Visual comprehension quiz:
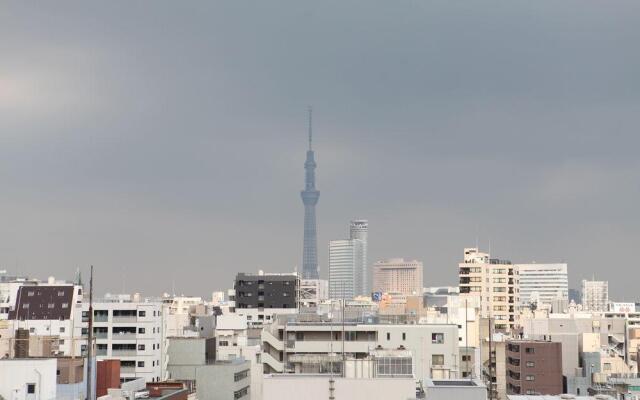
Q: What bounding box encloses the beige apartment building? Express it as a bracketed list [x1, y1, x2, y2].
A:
[459, 248, 518, 332]
[372, 258, 423, 295]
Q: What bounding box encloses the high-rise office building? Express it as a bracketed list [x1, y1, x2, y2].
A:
[301, 109, 320, 279]
[329, 239, 364, 300]
[372, 258, 423, 295]
[515, 263, 568, 307]
[459, 247, 518, 332]
[350, 220, 369, 295]
[581, 279, 609, 312]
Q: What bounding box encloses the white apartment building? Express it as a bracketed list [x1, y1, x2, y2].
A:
[582, 279, 609, 312]
[83, 294, 166, 383]
[262, 316, 460, 380]
[459, 248, 518, 332]
[162, 295, 215, 337]
[329, 239, 364, 300]
[3, 277, 85, 357]
[515, 263, 568, 307]
[372, 258, 423, 295]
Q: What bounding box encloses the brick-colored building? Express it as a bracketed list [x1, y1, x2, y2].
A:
[506, 340, 563, 395]
[97, 359, 121, 397]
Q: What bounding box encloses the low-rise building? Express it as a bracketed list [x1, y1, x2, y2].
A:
[262, 314, 460, 380]
[196, 358, 251, 400]
[84, 294, 166, 383]
[424, 379, 487, 400]
[0, 358, 57, 400]
[506, 340, 563, 396]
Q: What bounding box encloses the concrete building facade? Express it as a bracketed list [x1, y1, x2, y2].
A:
[459, 248, 518, 332]
[372, 258, 423, 295]
[83, 294, 166, 383]
[582, 280, 609, 312]
[515, 264, 568, 307]
[329, 239, 364, 300]
[505, 340, 563, 396]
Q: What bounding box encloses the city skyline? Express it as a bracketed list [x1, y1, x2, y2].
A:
[1, 2, 639, 298]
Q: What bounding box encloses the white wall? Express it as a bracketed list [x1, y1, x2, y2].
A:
[263, 376, 415, 400]
[0, 358, 57, 400]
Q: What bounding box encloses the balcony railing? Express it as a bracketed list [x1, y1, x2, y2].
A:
[112, 316, 137, 323]
[111, 333, 137, 340]
[111, 350, 137, 356]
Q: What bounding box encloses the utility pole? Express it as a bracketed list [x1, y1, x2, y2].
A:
[86, 266, 94, 400]
[488, 318, 493, 400]
[465, 299, 470, 380]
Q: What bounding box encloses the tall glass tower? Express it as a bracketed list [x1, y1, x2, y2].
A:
[301, 108, 320, 279]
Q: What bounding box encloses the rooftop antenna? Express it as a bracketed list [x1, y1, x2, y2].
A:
[308, 106, 313, 150]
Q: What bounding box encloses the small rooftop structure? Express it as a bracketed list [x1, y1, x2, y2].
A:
[424, 379, 487, 400]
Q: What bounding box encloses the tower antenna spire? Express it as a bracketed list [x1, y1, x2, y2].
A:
[308, 106, 313, 150]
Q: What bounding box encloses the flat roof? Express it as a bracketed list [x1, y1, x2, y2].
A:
[432, 380, 478, 387]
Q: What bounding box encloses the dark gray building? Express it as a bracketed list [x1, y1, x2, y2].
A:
[234, 272, 298, 310]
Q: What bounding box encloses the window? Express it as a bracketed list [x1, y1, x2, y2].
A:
[139, 311, 146, 317]
[234, 369, 249, 382]
[138, 344, 145, 351]
[462, 355, 471, 362]
[23, 303, 30, 309]
[296, 332, 304, 341]
[138, 328, 145, 334]
[60, 327, 66, 333]
[525, 347, 535, 354]
[432, 333, 444, 344]
[402, 332, 406, 341]
[29, 327, 35, 333]
[386, 332, 390, 340]
[432, 354, 444, 366]
[604, 363, 612, 371]
[61, 303, 69, 309]
[58, 291, 65, 296]
[59, 339, 65, 345]
[219, 341, 229, 347]
[27, 384, 36, 394]
[234, 386, 249, 399]
[493, 287, 506, 292]
[48, 303, 55, 309]
[525, 375, 535, 381]
[526, 361, 535, 367]
[27, 291, 35, 297]
[137, 361, 145, 367]
[377, 356, 412, 376]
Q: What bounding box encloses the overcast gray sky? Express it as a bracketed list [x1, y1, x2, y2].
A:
[1, 1, 639, 299]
